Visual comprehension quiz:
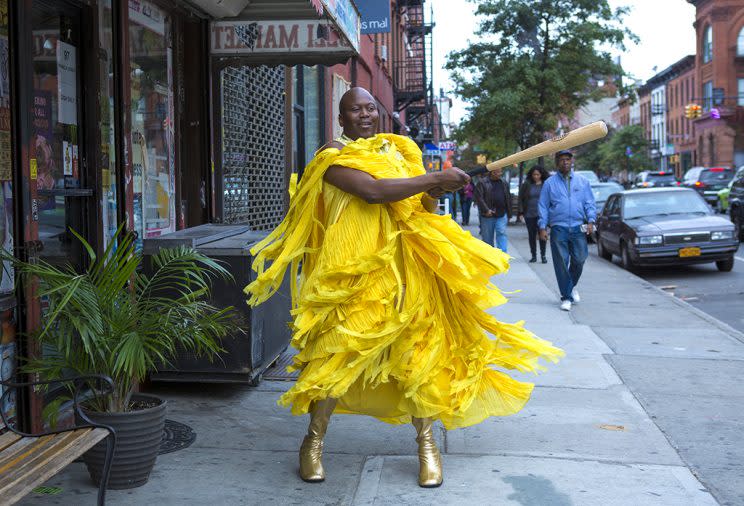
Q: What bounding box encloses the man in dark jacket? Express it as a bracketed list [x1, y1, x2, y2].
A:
[473, 167, 512, 252]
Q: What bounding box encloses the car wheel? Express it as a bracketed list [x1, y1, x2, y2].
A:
[621, 242, 635, 271]
[716, 257, 734, 272]
[597, 235, 612, 261]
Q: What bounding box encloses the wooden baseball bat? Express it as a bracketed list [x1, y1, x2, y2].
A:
[466, 121, 609, 177]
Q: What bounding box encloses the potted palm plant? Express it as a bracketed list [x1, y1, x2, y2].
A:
[11, 226, 236, 489]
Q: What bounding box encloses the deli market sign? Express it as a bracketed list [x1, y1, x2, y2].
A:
[211, 20, 353, 56]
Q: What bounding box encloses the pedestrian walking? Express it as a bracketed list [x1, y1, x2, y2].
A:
[459, 181, 474, 225]
[245, 87, 563, 488]
[473, 167, 512, 252]
[441, 159, 458, 221]
[518, 165, 550, 263]
[538, 150, 596, 311]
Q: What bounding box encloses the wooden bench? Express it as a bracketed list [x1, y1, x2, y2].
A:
[0, 375, 116, 506]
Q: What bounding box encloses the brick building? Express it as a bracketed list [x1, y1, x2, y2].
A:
[665, 55, 697, 176]
[688, 0, 744, 169]
[611, 95, 632, 128]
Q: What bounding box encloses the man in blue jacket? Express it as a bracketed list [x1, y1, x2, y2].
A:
[538, 150, 596, 311]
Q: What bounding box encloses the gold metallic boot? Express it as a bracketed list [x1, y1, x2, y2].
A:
[412, 417, 443, 488]
[299, 398, 337, 482]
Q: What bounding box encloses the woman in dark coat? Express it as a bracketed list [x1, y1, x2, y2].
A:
[518, 165, 550, 263]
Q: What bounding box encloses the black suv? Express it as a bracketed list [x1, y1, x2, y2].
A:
[684, 167, 735, 206]
[729, 168, 744, 240]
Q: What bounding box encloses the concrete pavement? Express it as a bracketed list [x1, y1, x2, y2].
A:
[19, 222, 739, 506]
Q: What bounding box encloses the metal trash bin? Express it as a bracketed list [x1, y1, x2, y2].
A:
[142, 224, 291, 384]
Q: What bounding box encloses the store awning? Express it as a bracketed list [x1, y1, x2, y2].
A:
[189, 0, 360, 66]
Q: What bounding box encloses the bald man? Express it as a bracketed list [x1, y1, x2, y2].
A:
[323, 88, 469, 207]
[245, 87, 562, 489]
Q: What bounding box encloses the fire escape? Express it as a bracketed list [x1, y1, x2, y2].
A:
[394, 0, 434, 144]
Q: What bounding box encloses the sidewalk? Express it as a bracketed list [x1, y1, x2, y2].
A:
[19, 221, 740, 505]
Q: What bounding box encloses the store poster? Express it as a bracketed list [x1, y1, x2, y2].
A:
[0, 182, 12, 294]
[0, 309, 16, 423]
[56, 40, 77, 125]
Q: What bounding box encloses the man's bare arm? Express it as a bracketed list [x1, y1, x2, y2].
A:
[324, 166, 469, 205]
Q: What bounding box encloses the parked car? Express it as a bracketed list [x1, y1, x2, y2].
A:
[716, 167, 744, 213]
[575, 170, 600, 183]
[682, 166, 705, 186]
[591, 182, 624, 214]
[683, 167, 735, 206]
[595, 188, 738, 272]
[589, 182, 624, 243]
[729, 168, 744, 241]
[632, 171, 678, 189]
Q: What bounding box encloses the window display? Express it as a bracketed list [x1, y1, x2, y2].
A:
[129, 0, 175, 249]
[100, 0, 118, 248]
[0, 0, 15, 424]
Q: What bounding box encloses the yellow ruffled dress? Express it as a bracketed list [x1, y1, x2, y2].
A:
[245, 133, 563, 429]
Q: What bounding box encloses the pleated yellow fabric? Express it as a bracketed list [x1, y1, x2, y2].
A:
[245, 133, 564, 429]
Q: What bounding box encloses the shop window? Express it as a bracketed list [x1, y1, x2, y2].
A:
[303, 66, 322, 163]
[128, 1, 175, 249]
[100, 0, 118, 247]
[738, 27, 744, 57]
[739, 79, 744, 107]
[292, 66, 323, 176]
[702, 26, 712, 63]
[0, 0, 17, 425]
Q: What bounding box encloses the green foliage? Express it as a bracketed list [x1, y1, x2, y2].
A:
[576, 124, 652, 174]
[448, 0, 635, 151]
[10, 225, 237, 413]
[599, 124, 653, 173]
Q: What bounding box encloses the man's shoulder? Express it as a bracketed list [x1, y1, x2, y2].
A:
[319, 140, 344, 152]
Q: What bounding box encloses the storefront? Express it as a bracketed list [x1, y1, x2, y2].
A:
[207, 1, 360, 228]
[0, 0, 361, 432]
[1, 0, 214, 432]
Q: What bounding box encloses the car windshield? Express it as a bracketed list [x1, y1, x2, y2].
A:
[700, 170, 733, 184]
[647, 173, 676, 184]
[576, 170, 599, 182]
[623, 191, 711, 219]
[592, 184, 623, 201]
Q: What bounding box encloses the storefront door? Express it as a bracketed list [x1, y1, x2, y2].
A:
[29, 0, 93, 268]
[13, 0, 96, 430]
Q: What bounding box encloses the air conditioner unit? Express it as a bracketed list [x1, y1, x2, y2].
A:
[380, 45, 388, 61]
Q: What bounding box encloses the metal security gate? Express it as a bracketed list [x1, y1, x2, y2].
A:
[219, 65, 287, 229]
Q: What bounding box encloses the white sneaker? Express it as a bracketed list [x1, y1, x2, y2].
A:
[560, 300, 572, 311]
[571, 288, 580, 303]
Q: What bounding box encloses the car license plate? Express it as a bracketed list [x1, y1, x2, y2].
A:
[679, 247, 701, 258]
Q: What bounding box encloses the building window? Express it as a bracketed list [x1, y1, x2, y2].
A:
[738, 27, 744, 56]
[128, 1, 176, 249]
[739, 78, 744, 106]
[702, 26, 712, 63]
[703, 81, 713, 110]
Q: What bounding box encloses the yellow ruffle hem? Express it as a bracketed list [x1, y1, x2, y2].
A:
[245, 133, 564, 429]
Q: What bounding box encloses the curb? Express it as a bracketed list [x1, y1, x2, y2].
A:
[638, 277, 744, 345]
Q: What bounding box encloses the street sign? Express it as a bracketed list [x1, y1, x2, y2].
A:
[355, 0, 391, 34]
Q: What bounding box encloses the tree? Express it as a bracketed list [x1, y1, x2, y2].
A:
[598, 124, 652, 175]
[448, 0, 635, 170]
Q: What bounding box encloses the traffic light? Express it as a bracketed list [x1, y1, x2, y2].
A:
[685, 103, 702, 119]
